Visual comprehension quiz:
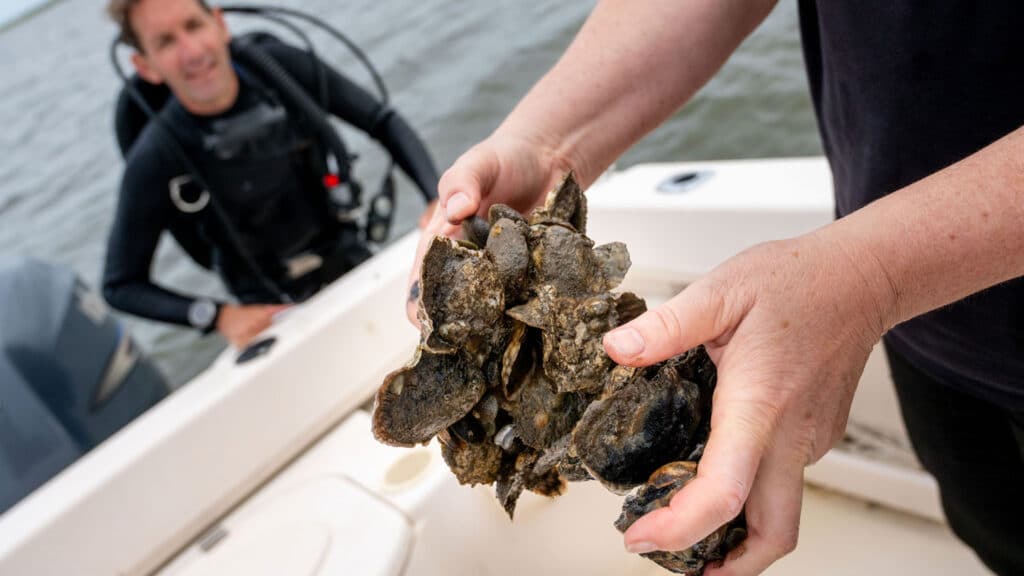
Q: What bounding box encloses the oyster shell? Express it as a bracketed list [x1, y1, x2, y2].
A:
[417, 236, 506, 357]
[572, 348, 714, 494]
[615, 462, 748, 575]
[373, 172, 742, 574]
[372, 347, 487, 447]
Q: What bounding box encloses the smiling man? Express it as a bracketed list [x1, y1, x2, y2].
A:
[103, 0, 439, 347]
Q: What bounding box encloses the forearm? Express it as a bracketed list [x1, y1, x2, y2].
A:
[102, 278, 198, 327]
[102, 212, 207, 327]
[824, 125, 1024, 331]
[498, 0, 778, 186]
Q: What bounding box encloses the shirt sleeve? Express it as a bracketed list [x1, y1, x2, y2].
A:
[101, 142, 212, 327]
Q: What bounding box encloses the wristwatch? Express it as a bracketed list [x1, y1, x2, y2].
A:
[187, 299, 220, 333]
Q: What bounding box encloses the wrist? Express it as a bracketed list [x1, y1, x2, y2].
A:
[811, 226, 900, 337]
[187, 298, 222, 334]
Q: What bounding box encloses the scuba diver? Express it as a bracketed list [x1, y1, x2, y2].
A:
[102, 0, 439, 348]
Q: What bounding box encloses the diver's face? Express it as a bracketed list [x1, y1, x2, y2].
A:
[130, 0, 237, 115]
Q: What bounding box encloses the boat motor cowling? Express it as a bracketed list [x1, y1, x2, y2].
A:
[0, 359, 81, 515]
[0, 259, 169, 513]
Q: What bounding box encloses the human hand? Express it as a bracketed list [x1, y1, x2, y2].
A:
[418, 199, 439, 229]
[216, 303, 291, 348]
[406, 134, 575, 324]
[607, 230, 896, 574]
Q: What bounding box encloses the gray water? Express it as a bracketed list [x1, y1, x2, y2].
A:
[0, 0, 820, 388]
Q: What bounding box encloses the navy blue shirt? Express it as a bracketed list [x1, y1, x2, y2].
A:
[798, 1, 1024, 408]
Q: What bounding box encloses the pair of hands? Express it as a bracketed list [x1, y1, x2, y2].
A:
[409, 135, 892, 575]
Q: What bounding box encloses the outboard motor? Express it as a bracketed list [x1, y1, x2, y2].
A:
[0, 258, 169, 514]
[0, 358, 81, 515]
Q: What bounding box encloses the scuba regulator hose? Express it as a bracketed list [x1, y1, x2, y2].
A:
[230, 37, 361, 214]
[221, 4, 391, 105]
[223, 4, 414, 241]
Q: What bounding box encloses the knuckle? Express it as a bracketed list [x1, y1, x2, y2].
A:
[437, 168, 456, 192]
[694, 276, 733, 336]
[718, 397, 782, 448]
[651, 305, 685, 344]
[698, 275, 729, 309]
[716, 479, 748, 521]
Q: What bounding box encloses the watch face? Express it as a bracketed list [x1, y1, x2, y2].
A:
[188, 299, 217, 329]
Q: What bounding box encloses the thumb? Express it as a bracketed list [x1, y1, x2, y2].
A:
[439, 145, 499, 224]
[604, 280, 738, 367]
[266, 304, 292, 321]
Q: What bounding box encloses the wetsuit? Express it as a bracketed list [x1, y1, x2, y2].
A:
[799, 3, 1024, 573]
[103, 40, 438, 327]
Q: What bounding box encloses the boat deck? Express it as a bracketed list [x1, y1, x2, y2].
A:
[765, 486, 987, 576]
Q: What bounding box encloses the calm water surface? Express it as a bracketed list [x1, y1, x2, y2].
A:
[0, 0, 820, 387]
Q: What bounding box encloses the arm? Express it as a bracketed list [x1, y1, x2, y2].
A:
[103, 152, 290, 347]
[610, 127, 1024, 574]
[827, 126, 1024, 329]
[494, 0, 780, 189]
[102, 148, 199, 327]
[267, 43, 439, 202]
[408, 0, 779, 322]
[412, 2, 1023, 573]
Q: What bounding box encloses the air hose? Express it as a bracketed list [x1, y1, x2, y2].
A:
[231, 37, 363, 215]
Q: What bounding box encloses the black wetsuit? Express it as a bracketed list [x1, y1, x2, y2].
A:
[103, 41, 438, 327]
[799, 3, 1024, 573]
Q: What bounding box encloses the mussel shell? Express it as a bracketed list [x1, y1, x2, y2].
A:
[488, 203, 527, 226]
[571, 358, 706, 493]
[461, 215, 492, 248]
[615, 461, 746, 575]
[485, 217, 531, 304]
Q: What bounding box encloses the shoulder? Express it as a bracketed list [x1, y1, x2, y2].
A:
[122, 103, 193, 181]
[260, 37, 312, 68]
[123, 129, 172, 186]
[256, 36, 355, 87]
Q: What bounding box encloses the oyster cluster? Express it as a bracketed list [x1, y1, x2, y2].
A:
[373, 173, 745, 574]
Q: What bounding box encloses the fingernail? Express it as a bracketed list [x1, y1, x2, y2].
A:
[606, 327, 645, 358]
[626, 541, 658, 554]
[446, 192, 471, 222]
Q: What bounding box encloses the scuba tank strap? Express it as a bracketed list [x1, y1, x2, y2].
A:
[230, 36, 361, 214]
